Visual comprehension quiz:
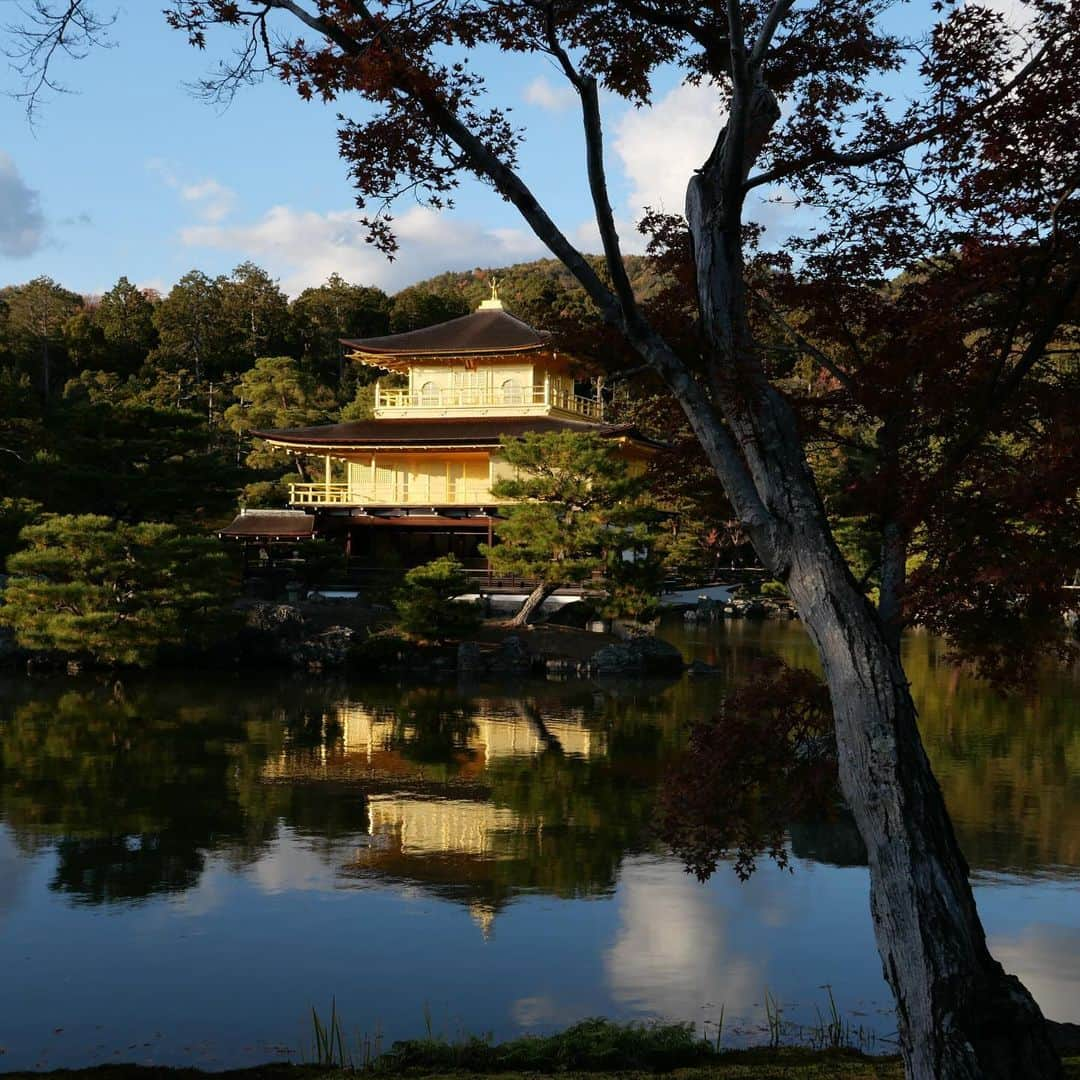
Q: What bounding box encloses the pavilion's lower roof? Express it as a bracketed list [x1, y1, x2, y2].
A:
[252, 415, 665, 450]
[220, 510, 315, 539]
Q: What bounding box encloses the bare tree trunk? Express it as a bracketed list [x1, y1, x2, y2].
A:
[510, 581, 557, 626]
[679, 82, 1061, 1078]
[787, 538, 1061, 1079]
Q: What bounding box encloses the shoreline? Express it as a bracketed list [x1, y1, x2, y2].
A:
[3, 1050, 1079, 1080]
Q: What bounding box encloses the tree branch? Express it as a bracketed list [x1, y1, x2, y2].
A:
[749, 0, 795, 68]
[911, 265, 1080, 517]
[539, 6, 640, 326]
[3, 0, 116, 122]
[744, 34, 1058, 192]
[751, 289, 860, 398]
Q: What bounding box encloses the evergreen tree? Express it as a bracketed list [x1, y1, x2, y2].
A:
[150, 270, 231, 383]
[62, 308, 109, 371]
[220, 262, 293, 367]
[394, 555, 481, 641]
[0, 497, 42, 570]
[1, 515, 235, 667]
[482, 432, 661, 626]
[292, 273, 390, 383]
[1, 276, 83, 397]
[388, 286, 470, 333]
[224, 355, 336, 475]
[95, 276, 158, 373]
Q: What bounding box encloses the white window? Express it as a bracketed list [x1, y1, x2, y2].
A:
[501, 378, 523, 405]
[419, 380, 438, 406]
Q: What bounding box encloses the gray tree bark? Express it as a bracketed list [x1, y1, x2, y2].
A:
[677, 76, 1062, 1080]
[510, 581, 557, 627]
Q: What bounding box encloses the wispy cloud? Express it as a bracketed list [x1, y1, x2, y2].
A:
[180, 179, 236, 223]
[523, 75, 575, 112]
[147, 158, 237, 223]
[179, 204, 547, 295]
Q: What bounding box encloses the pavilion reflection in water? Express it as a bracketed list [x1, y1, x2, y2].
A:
[260, 697, 616, 936]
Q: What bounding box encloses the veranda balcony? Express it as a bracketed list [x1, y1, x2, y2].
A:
[288, 478, 509, 507]
[374, 383, 603, 419]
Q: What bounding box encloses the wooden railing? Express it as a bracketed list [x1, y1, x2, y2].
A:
[289, 479, 508, 506]
[375, 383, 603, 419]
[289, 482, 352, 505]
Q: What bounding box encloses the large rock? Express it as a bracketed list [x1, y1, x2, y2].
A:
[288, 625, 355, 670]
[488, 635, 532, 676]
[590, 634, 685, 676]
[457, 641, 484, 674]
[241, 601, 306, 639]
[236, 601, 358, 669]
[631, 634, 684, 674]
[590, 643, 641, 675]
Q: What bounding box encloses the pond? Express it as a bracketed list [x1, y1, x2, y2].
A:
[1, 619, 1078, 1070]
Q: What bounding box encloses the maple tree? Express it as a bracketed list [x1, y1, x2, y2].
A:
[11, 1, 1080, 1076]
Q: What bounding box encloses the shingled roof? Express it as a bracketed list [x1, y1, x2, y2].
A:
[342, 308, 551, 363]
[219, 510, 315, 539]
[253, 415, 665, 450]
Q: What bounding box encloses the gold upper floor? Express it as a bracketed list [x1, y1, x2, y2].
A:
[372, 361, 601, 420]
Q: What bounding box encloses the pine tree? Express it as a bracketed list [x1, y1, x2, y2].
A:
[482, 432, 662, 626]
[1, 515, 235, 667]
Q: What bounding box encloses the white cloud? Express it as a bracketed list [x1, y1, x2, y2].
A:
[613, 82, 725, 215]
[604, 857, 762, 1023]
[0, 151, 46, 257]
[523, 75, 575, 112]
[179, 204, 547, 295]
[181, 179, 236, 223]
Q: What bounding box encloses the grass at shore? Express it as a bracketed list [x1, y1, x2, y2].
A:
[5, 1056, 1080, 1079]
[6, 1019, 1079, 1079]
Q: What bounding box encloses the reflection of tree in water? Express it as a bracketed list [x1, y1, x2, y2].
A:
[0, 676, 684, 913]
[484, 719, 670, 899]
[387, 689, 480, 769]
[788, 819, 867, 867]
[664, 622, 1080, 879]
[0, 684, 280, 903]
[8, 630, 1067, 921]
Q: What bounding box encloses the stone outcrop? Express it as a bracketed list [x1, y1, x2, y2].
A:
[236, 600, 355, 670]
[589, 634, 684, 676]
[683, 594, 796, 622]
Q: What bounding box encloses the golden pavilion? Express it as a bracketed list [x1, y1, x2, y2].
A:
[224, 288, 661, 568]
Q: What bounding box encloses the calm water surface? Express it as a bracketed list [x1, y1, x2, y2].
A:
[1, 620, 1078, 1069]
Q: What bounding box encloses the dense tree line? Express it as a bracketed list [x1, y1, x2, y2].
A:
[0, 262, 574, 564]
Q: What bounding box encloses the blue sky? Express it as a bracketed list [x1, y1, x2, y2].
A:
[0, 4, 739, 298]
[0, 0, 984, 299]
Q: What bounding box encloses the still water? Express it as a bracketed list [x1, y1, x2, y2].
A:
[1, 620, 1078, 1070]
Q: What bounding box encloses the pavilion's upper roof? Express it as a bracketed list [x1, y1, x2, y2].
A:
[342, 308, 551, 365]
[253, 414, 665, 451]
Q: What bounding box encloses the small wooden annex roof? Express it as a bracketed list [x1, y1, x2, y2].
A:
[342, 308, 551, 371]
[220, 510, 315, 540]
[252, 415, 666, 452]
